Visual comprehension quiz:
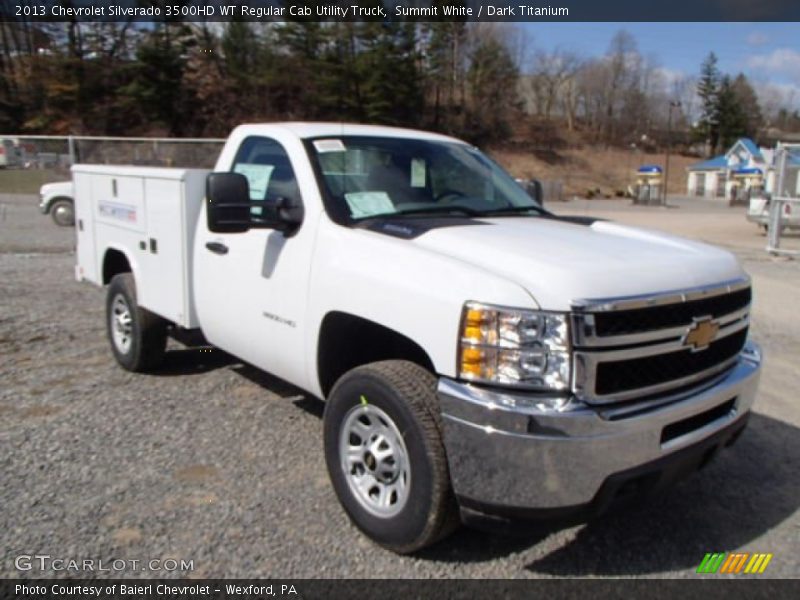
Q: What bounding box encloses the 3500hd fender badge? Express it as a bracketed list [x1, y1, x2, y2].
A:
[262, 311, 296, 328]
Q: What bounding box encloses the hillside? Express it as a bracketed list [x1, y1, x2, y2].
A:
[491, 146, 697, 200]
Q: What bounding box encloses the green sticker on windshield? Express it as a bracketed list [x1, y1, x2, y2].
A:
[345, 192, 394, 218]
[314, 139, 346, 153]
[411, 158, 426, 188]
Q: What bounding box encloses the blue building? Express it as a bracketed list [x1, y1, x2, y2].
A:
[686, 138, 800, 200]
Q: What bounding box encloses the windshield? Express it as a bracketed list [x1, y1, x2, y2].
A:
[307, 136, 543, 221]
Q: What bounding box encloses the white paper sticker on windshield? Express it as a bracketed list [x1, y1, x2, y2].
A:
[234, 163, 274, 200]
[411, 158, 426, 188]
[313, 139, 346, 153]
[345, 192, 394, 218]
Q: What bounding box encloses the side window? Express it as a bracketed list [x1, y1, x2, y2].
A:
[231, 137, 301, 220]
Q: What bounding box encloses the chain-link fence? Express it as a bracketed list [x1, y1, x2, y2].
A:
[0, 135, 225, 194]
[3, 135, 569, 205]
[766, 143, 800, 257]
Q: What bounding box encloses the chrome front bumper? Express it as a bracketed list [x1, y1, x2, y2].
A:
[438, 341, 761, 518]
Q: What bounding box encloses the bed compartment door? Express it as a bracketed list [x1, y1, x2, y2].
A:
[72, 171, 98, 284]
[138, 177, 188, 326]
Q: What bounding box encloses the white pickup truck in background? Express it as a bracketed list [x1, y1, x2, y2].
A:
[73, 123, 762, 553]
[39, 180, 75, 226]
[747, 193, 800, 233]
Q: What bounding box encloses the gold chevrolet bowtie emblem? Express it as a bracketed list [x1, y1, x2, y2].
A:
[683, 317, 720, 351]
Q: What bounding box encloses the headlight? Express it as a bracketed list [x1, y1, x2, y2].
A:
[458, 302, 571, 390]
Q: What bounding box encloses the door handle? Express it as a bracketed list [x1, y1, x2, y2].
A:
[205, 241, 229, 255]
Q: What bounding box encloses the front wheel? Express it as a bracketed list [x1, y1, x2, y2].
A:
[50, 198, 74, 226]
[106, 273, 167, 372]
[323, 361, 459, 553]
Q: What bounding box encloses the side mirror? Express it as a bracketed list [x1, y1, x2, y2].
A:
[526, 179, 544, 206]
[250, 196, 303, 235]
[273, 196, 304, 233]
[206, 172, 251, 233]
[206, 172, 304, 235]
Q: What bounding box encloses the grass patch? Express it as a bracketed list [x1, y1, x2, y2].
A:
[0, 168, 68, 194]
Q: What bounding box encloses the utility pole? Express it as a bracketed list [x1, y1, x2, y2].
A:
[663, 100, 682, 205]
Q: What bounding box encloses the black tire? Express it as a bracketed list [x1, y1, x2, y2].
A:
[106, 273, 167, 372]
[50, 198, 74, 227]
[323, 360, 459, 553]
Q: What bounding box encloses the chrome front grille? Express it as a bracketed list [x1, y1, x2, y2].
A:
[571, 278, 751, 404]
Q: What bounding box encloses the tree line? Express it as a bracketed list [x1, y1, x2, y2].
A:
[522, 33, 800, 155]
[0, 18, 521, 144]
[2, 18, 799, 156]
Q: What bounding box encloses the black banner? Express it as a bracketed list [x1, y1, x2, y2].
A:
[2, 579, 799, 600]
[2, 0, 800, 23]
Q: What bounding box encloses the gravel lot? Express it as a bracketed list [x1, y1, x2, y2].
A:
[1, 193, 798, 579]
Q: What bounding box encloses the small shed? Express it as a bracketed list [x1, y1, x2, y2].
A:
[634, 165, 663, 204]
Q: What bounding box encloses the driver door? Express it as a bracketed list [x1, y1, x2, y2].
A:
[194, 136, 314, 388]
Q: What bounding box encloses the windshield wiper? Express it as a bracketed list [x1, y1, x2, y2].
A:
[391, 205, 482, 217]
[479, 205, 547, 216]
[357, 203, 546, 221]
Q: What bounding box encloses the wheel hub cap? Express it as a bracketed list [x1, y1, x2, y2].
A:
[54, 204, 73, 223]
[111, 295, 133, 354]
[339, 403, 410, 518]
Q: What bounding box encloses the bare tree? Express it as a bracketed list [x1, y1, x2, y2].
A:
[528, 48, 581, 121]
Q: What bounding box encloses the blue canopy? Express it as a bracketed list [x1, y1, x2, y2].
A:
[637, 165, 662, 173]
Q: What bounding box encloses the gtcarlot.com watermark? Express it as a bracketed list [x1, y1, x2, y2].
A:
[14, 554, 194, 573]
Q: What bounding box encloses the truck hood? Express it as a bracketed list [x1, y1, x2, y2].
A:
[409, 216, 745, 310]
[40, 181, 74, 196]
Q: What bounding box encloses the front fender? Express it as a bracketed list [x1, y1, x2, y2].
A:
[304, 219, 537, 397]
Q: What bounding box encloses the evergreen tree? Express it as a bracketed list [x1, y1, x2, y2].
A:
[716, 75, 749, 149]
[730, 73, 763, 140]
[275, 17, 326, 117]
[466, 36, 519, 143]
[119, 24, 196, 135]
[316, 23, 363, 120]
[421, 10, 468, 133]
[355, 21, 423, 126]
[222, 21, 261, 83]
[696, 52, 720, 155]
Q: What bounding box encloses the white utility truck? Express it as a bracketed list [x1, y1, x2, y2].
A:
[73, 123, 762, 553]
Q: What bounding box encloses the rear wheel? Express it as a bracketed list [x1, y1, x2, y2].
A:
[323, 360, 459, 553]
[50, 198, 74, 227]
[106, 273, 167, 372]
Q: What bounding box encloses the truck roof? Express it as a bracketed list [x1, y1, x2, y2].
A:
[232, 122, 467, 145]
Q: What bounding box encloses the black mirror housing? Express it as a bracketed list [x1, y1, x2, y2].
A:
[275, 196, 304, 230]
[526, 179, 544, 206]
[206, 172, 304, 235]
[206, 172, 252, 233]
